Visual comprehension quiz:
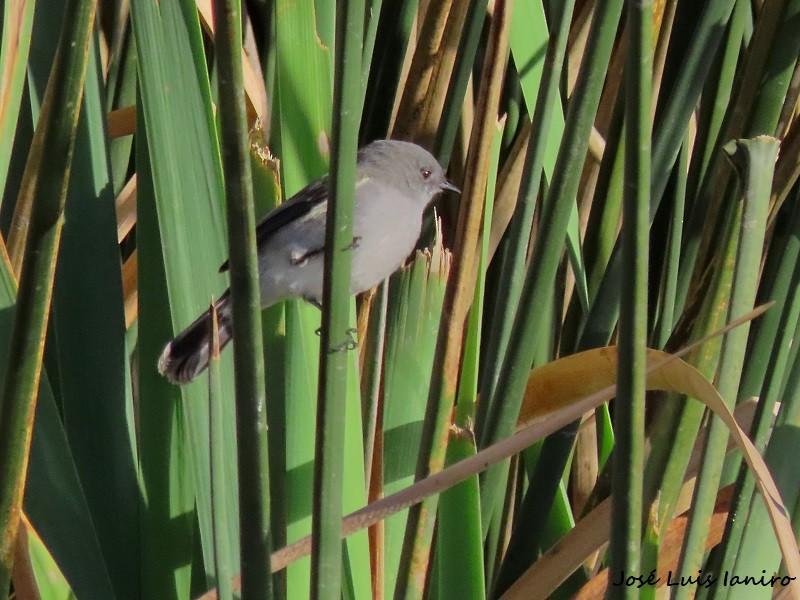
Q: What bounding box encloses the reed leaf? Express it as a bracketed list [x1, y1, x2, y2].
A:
[309, 0, 364, 596]
[674, 137, 777, 599]
[0, 0, 96, 591]
[3, 1, 800, 598]
[607, 0, 652, 592]
[395, 3, 511, 597]
[479, 0, 624, 568]
[0, 0, 35, 202]
[214, 0, 272, 596]
[380, 242, 450, 597]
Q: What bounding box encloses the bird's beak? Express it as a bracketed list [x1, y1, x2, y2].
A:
[442, 179, 461, 194]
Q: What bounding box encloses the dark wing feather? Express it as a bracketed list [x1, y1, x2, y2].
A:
[219, 177, 328, 272]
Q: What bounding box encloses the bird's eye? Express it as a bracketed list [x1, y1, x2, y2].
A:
[421, 168, 432, 180]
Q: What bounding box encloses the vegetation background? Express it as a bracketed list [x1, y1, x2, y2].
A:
[0, 0, 799, 598]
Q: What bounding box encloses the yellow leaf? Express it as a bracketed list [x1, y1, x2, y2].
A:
[515, 346, 799, 600]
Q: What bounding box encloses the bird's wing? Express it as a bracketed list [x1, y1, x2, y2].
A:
[219, 174, 374, 272]
[218, 177, 328, 272]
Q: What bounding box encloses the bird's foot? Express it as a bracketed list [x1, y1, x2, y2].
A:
[344, 236, 361, 251]
[328, 327, 359, 354]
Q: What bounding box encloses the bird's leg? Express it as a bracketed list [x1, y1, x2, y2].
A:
[304, 296, 323, 310]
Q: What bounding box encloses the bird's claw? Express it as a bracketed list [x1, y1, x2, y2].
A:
[304, 296, 323, 310]
[328, 327, 359, 354]
[344, 236, 361, 251]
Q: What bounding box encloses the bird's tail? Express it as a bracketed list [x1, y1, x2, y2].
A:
[158, 292, 233, 384]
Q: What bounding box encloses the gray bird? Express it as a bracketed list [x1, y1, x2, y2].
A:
[158, 139, 458, 384]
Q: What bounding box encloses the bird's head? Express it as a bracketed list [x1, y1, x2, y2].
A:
[358, 139, 460, 205]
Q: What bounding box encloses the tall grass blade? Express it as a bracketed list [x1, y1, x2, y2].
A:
[379, 243, 450, 597]
[209, 305, 234, 600]
[478, 0, 624, 562]
[476, 0, 574, 470]
[107, 39, 137, 196]
[682, 0, 795, 320]
[132, 0, 242, 593]
[0, 0, 35, 202]
[0, 0, 96, 591]
[249, 306, 781, 585]
[677, 0, 746, 312]
[361, 0, 418, 142]
[309, 0, 364, 597]
[392, 0, 469, 150]
[732, 309, 800, 593]
[395, 3, 511, 597]
[273, 0, 332, 191]
[579, 0, 738, 351]
[270, 79, 352, 600]
[434, 0, 488, 163]
[607, 0, 652, 593]
[476, 0, 576, 582]
[22, 13, 138, 593]
[674, 137, 777, 599]
[135, 117, 196, 600]
[0, 258, 115, 599]
[708, 198, 800, 598]
[434, 119, 501, 600]
[270, 5, 334, 594]
[214, 0, 273, 596]
[17, 516, 74, 599]
[652, 134, 689, 348]
[641, 155, 746, 589]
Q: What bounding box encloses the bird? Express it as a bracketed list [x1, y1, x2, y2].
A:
[158, 139, 459, 384]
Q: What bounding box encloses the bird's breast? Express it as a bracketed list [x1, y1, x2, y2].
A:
[349, 192, 423, 293]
